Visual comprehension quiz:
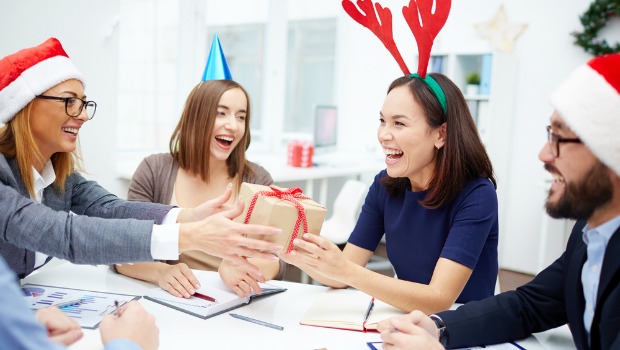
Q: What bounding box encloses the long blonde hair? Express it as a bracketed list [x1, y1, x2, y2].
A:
[0, 101, 84, 197]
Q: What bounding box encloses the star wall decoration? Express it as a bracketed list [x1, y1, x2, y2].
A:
[475, 5, 527, 53]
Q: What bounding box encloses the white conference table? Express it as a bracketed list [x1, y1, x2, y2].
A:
[22, 261, 573, 350]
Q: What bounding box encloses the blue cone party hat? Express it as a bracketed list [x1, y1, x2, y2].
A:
[201, 33, 232, 81]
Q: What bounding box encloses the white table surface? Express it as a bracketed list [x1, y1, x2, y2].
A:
[23, 261, 573, 350]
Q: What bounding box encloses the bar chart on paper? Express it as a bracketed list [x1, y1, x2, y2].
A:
[22, 284, 139, 329]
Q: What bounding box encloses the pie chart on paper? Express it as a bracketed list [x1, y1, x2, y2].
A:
[23, 286, 46, 297]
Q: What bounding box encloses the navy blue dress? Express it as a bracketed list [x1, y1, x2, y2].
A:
[348, 171, 499, 303]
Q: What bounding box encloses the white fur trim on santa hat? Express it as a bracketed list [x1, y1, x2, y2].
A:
[550, 64, 620, 176]
[0, 55, 84, 124]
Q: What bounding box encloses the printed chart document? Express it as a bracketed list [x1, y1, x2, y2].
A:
[21, 284, 139, 329]
[143, 270, 286, 319]
[301, 289, 406, 332]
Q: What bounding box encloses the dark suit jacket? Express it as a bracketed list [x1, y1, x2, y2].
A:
[0, 155, 173, 278]
[438, 220, 620, 350]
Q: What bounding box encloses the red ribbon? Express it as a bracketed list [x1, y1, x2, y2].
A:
[243, 186, 311, 254]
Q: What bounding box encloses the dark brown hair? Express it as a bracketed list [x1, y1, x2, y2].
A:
[380, 73, 496, 208]
[169, 80, 254, 189]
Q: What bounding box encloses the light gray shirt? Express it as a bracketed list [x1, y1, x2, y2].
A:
[581, 215, 620, 337]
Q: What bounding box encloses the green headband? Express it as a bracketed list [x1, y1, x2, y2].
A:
[409, 73, 447, 115]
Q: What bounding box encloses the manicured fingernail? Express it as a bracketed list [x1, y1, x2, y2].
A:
[227, 183, 233, 188]
[273, 228, 283, 234]
[189, 289, 195, 294]
[293, 239, 301, 245]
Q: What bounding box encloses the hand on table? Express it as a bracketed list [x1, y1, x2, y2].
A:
[157, 263, 201, 298]
[219, 258, 266, 297]
[35, 306, 83, 346]
[99, 301, 159, 350]
[378, 311, 443, 350]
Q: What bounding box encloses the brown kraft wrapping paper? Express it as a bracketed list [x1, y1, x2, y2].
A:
[234, 183, 327, 254]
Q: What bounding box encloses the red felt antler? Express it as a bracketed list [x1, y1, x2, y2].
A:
[342, 0, 411, 74]
[402, 0, 451, 77]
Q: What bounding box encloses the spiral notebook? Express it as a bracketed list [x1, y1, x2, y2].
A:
[143, 270, 286, 319]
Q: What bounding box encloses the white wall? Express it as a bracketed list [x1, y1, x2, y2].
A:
[0, 0, 123, 195]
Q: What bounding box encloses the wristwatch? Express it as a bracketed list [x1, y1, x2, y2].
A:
[429, 314, 448, 348]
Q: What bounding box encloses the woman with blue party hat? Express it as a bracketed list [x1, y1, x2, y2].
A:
[116, 34, 285, 298]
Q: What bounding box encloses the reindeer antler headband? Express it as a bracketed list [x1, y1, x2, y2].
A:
[342, 0, 451, 114]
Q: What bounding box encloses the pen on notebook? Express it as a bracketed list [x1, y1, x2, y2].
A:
[114, 300, 121, 316]
[229, 313, 284, 331]
[363, 297, 375, 321]
[193, 292, 217, 302]
[54, 298, 84, 309]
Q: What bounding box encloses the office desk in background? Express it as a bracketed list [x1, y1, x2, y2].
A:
[117, 152, 386, 206]
[22, 262, 573, 350]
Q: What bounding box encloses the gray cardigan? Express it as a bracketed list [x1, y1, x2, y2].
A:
[0, 155, 173, 278]
[128, 153, 274, 204]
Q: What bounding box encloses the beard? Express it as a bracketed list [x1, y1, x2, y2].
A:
[545, 161, 613, 220]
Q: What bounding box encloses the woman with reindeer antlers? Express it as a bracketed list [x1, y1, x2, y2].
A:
[280, 0, 499, 315]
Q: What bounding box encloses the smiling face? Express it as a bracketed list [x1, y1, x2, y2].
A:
[378, 85, 445, 191]
[29, 79, 88, 162]
[209, 87, 247, 162]
[540, 112, 613, 221]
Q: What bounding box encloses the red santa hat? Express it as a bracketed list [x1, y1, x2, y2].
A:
[0, 38, 84, 124]
[550, 53, 620, 176]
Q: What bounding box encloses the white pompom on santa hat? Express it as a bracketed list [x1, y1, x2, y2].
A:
[0, 37, 84, 124]
[550, 53, 620, 176]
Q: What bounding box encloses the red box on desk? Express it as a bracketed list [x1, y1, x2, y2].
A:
[287, 141, 314, 168]
[234, 183, 327, 254]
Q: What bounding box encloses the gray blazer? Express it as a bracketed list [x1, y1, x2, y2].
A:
[0, 155, 173, 278]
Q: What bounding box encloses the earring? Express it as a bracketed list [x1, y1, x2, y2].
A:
[436, 145, 442, 150]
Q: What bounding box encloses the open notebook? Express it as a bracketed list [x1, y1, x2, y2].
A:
[144, 270, 286, 319]
[301, 289, 406, 332]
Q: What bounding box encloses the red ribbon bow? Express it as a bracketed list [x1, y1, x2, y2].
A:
[243, 186, 311, 254]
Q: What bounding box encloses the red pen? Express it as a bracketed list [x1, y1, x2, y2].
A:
[193, 292, 217, 302]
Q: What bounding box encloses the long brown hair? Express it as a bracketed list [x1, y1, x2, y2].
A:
[380, 73, 496, 208]
[0, 102, 83, 198]
[169, 80, 254, 189]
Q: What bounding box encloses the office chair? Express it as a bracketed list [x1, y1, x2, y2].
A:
[319, 179, 368, 246]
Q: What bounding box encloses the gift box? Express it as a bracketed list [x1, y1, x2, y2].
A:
[287, 140, 314, 168]
[234, 183, 327, 254]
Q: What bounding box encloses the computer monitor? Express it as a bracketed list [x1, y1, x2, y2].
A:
[313, 105, 338, 155]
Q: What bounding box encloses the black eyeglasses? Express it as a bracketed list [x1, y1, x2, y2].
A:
[546, 125, 581, 158]
[35, 95, 97, 120]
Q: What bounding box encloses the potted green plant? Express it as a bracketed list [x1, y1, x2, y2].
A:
[465, 72, 480, 96]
